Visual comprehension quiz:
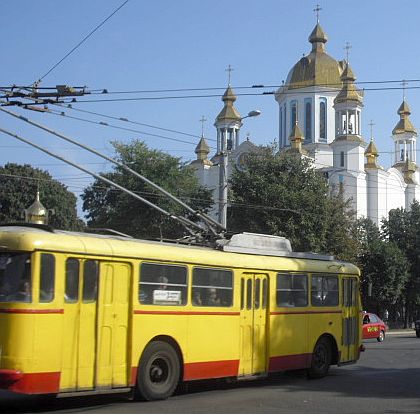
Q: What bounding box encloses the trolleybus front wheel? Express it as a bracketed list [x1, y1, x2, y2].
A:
[136, 341, 180, 401]
[307, 337, 331, 379]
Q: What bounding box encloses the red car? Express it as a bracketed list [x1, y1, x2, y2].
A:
[362, 312, 388, 342]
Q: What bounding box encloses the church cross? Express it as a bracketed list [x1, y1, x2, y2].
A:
[344, 42, 352, 63]
[401, 79, 408, 101]
[199, 116, 207, 137]
[225, 64, 234, 85]
[368, 120, 375, 140]
[313, 4, 322, 22]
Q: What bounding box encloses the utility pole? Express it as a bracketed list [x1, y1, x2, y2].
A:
[217, 110, 261, 229]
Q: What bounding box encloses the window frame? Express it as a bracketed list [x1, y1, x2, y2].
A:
[319, 97, 327, 142]
[192, 266, 233, 308]
[276, 273, 308, 308]
[290, 100, 297, 131]
[65, 257, 80, 303]
[139, 262, 188, 306]
[310, 274, 339, 307]
[304, 98, 312, 142]
[82, 259, 99, 303]
[39, 253, 56, 303]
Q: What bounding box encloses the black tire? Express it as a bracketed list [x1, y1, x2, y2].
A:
[416, 330, 420, 338]
[136, 341, 180, 401]
[377, 330, 385, 342]
[307, 337, 331, 379]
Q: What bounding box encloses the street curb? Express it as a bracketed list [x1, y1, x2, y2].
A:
[387, 330, 416, 336]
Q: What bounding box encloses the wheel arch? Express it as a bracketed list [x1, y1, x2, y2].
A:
[318, 333, 339, 365]
[139, 335, 185, 381]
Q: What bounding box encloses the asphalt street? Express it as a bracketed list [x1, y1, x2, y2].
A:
[1, 331, 419, 414]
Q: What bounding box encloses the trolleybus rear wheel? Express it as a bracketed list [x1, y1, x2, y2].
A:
[307, 337, 331, 379]
[136, 341, 180, 401]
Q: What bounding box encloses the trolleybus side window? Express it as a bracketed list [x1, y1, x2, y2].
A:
[311, 274, 339, 306]
[139, 263, 187, 305]
[0, 253, 31, 303]
[276, 273, 308, 307]
[246, 279, 252, 309]
[65, 258, 80, 303]
[262, 278, 268, 309]
[83, 260, 98, 302]
[254, 278, 261, 309]
[39, 253, 55, 303]
[192, 267, 233, 307]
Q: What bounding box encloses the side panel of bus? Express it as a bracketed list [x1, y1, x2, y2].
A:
[269, 272, 310, 372]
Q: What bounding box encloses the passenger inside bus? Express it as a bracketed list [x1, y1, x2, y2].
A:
[157, 276, 168, 290]
[0, 253, 31, 302]
[206, 288, 221, 306]
[192, 290, 203, 306]
[15, 280, 31, 302]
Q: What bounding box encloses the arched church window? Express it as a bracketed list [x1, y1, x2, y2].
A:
[283, 105, 287, 145]
[319, 98, 327, 141]
[340, 151, 345, 167]
[305, 99, 312, 141]
[226, 129, 233, 151]
[290, 100, 297, 130]
[280, 107, 283, 146]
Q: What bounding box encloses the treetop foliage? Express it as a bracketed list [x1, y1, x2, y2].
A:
[81, 140, 213, 240]
[0, 163, 83, 230]
[228, 145, 356, 258]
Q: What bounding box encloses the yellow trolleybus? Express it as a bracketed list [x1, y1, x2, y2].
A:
[0, 225, 362, 400]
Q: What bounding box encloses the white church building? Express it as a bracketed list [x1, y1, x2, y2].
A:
[190, 21, 420, 226]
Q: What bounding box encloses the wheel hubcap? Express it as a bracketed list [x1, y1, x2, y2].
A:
[150, 358, 169, 383]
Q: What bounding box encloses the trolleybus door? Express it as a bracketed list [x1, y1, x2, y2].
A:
[61, 258, 98, 391]
[96, 261, 131, 388]
[341, 277, 359, 362]
[239, 273, 268, 376]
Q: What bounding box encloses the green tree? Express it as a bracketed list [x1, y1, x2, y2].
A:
[382, 202, 420, 326]
[323, 189, 359, 262]
[81, 140, 213, 240]
[359, 237, 409, 316]
[0, 163, 84, 230]
[228, 145, 357, 258]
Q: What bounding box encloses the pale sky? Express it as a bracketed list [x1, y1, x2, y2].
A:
[1, 0, 419, 217]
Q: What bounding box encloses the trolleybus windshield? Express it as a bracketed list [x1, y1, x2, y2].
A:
[0, 252, 31, 303]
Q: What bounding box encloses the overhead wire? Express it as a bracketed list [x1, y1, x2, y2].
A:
[51, 102, 210, 140]
[0, 125, 210, 235]
[17, 83, 420, 105]
[41, 106, 214, 147]
[0, 105, 224, 234]
[0, 159, 415, 214]
[35, 0, 130, 84]
[3, 76, 420, 95]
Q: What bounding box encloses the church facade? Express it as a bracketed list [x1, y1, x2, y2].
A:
[190, 21, 420, 226]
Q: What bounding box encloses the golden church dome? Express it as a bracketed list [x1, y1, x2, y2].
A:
[392, 100, 417, 135]
[24, 191, 48, 225]
[216, 86, 241, 122]
[285, 23, 345, 90]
